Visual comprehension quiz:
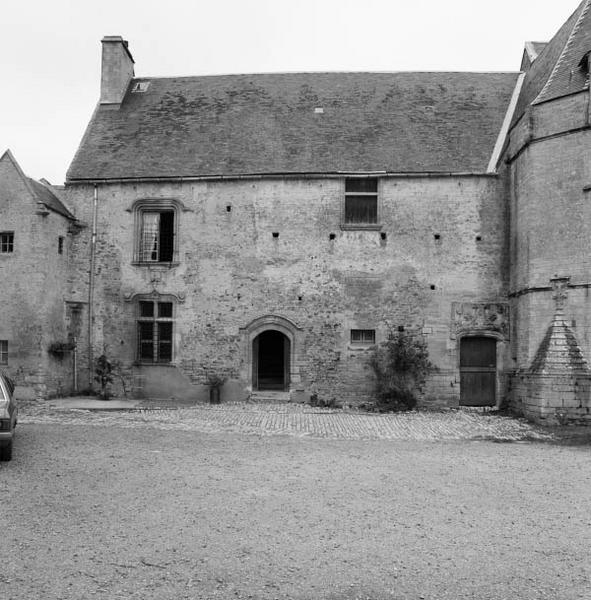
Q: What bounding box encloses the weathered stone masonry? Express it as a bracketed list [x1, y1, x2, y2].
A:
[3, 2, 591, 424]
[64, 174, 509, 406]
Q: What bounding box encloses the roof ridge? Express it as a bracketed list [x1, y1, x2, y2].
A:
[131, 70, 519, 80]
[533, 0, 591, 105]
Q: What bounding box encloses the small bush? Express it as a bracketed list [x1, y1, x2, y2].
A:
[308, 393, 342, 409]
[368, 329, 434, 411]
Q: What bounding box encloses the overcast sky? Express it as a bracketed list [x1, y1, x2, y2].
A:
[0, 0, 583, 184]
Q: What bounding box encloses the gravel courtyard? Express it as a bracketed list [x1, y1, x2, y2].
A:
[2, 404, 590, 600]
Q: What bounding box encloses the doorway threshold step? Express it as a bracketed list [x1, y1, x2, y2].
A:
[250, 391, 291, 403]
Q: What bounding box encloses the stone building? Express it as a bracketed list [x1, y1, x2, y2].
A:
[3, 1, 591, 423]
[0, 150, 80, 398]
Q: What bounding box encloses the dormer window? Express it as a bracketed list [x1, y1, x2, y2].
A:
[132, 81, 150, 93]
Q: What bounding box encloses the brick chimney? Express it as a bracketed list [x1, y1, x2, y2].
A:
[100, 36, 135, 105]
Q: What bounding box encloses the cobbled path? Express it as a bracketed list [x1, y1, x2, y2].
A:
[20, 402, 555, 442]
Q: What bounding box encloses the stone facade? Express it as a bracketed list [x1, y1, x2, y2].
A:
[0, 151, 79, 399]
[2, 2, 591, 423]
[64, 175, 508, 406]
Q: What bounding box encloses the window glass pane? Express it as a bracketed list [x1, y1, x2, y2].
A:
[139, 301, 154, 317]
[158, 302, 173, 318]
[346, 178, 377, 193]
[0, 340, 7, 364]
[345, 196, 377, 223]
[159, 211, 175, 262]
[157, 322, 173, 362]
[140, 213, 160, 261]
[1, 232, 14, 253]
[138, 322, 154, 361]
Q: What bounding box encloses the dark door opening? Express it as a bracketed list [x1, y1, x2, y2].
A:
[460, 336, 496, 406]
[253, 330, 290, 391]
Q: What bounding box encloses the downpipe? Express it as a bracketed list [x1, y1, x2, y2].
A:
[88, 185, 98, 389]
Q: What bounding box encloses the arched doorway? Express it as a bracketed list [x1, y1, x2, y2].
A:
[459, 336, 497, 406]
[253, 330, 291, 391]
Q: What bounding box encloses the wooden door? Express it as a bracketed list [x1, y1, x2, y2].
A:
[460, 337, 496, 406]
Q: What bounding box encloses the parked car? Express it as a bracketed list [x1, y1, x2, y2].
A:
[0, 372, 17, 461]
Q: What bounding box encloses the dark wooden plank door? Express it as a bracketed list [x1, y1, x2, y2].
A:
[460, 337, 496, 406]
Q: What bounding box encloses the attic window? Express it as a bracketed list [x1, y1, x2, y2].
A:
[343, 178, 379, 228]
[132, 81, 150, 93]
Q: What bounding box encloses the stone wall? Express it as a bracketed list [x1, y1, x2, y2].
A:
[0, 154, 75, 399]
[66, 174, 509, 405]
[507, 90, 591, 421]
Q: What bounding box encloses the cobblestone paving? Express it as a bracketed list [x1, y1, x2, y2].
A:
[20, 402, 555, 442]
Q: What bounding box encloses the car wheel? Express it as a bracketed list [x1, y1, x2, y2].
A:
[0, 441, 12, 462]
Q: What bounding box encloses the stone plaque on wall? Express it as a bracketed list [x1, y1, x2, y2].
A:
[450, 302, 509, 339]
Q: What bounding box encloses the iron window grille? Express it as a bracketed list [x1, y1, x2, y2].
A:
[350, 329, 376, 345]
[137, 300, 174, 363]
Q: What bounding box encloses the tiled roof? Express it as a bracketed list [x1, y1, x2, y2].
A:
[534, 0, 591, 105]
[512, 0, 590, 127]
[67, 71, 519, 180]
[530, 42, 549, 57]
[27, 177, 75, 219]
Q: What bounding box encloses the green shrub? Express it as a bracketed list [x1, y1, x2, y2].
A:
[368, 329, 434, 411]
[94, 354, 113, 400]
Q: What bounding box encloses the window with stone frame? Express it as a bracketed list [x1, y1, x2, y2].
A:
[343, 178, 379, 228]
[137, 299, 174, 363]
[0, 340, 7, 365]
[131, 199, 181, 264]
[139, 210, 175, 262]
[0, 232, 14, 253]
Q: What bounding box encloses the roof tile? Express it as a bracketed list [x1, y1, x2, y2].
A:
[67, 71, 519, 180]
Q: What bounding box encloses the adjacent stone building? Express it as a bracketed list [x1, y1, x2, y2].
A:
[0, 150, 80, 398]
[2, 1, 591, 423]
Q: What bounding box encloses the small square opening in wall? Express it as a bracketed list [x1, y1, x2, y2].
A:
[226, 205, 232, 212]
[272, 232, 279, 238]
[434, 234, 441, 240]
[380, 232, 387, 241]
[476, 235, 482, 242]
[430, 284, 436, 290]
[351, 329, 375, 345]
[329, 233, 336, 240]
